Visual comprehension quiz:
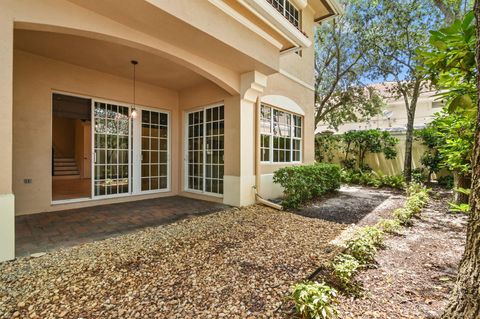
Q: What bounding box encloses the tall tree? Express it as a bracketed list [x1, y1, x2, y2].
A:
[418, 7, 476, 204]
[314, 1, 384, 131]
[357, 0, 441, 182]
[432, 0, 473, 22]
[441, 3, 480, 317]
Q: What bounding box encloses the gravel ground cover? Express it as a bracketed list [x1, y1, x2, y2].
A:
[336, 191, 468, 318]
[0, 205, 347, 319]
[297, 186, 398, 224]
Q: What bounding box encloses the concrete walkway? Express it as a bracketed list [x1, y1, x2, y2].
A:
[15, 196, 229, 257]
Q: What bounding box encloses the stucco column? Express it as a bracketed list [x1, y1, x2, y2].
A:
[224, 71, 267, 206]
[0, 16, 15, 262]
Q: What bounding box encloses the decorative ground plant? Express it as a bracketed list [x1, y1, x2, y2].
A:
[345, 232, 378, 265]
[376, 218, 402, 234]
[331, 254, 361, 288]
[291, 281, 338, 319]
[340, 169, 405, 190]
[273, 163, 341, 209]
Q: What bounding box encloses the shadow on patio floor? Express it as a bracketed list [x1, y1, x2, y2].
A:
[15, 196, 229, 257]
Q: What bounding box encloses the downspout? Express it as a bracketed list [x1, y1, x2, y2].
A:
[253, 98, 283, 210]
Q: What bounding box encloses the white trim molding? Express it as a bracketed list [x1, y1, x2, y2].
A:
[0, 193, 15, 262]
[261, 95, 305, 115]
[238, 0, 312, 48]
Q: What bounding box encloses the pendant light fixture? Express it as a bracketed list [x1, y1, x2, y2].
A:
[130, 60, 138, 119]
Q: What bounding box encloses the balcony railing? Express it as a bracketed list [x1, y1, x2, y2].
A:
[266, 0, 301, 30]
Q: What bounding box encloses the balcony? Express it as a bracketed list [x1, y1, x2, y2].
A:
[266, 0, 302, 31]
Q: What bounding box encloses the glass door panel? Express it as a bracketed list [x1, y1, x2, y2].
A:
[205, 106, 224, 194]
[186, 105, 224, 195]
[141, 110, 169, 191]
[187, 110, 204, 191]
[93, 102, 130, 197]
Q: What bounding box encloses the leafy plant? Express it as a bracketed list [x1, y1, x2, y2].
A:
[273, 163, 341, 209]
[331, 254, 361, 288]
[376, 219, 402, 234]
[448, 202, 470, 214]
[341, 130, 398, 169]
[411, 167, 428, 184]
[290, 281, 339, 319]
[315, 133, 341, 162]
[414, 127, 443, 182]
[341, 169, 405, 190]
[345, 226, 384, 265]
[438, 174, 454, 189]
[454, 187, 471, 197]
[393, 208, 414, 226]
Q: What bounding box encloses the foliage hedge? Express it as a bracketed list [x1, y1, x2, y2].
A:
[273, 163, 341, 209]
[341, 169, 405, 189]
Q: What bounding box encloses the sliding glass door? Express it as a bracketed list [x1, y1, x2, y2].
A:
[92, 100, 170, 199]
[186, 104, 224, 195]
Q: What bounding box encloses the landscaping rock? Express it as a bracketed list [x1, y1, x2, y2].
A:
[0, 205, 346, 318]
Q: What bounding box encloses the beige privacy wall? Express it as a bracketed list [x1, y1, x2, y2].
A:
[326, 134, 428, 176]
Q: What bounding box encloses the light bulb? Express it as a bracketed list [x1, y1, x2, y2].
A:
[131, 108, 137, 119]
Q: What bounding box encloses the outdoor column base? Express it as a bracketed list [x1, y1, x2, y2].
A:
[0, 193, 15, 262]
[223, 175, 256, 207]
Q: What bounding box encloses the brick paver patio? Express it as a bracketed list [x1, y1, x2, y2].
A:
[15, 196, 229, 257]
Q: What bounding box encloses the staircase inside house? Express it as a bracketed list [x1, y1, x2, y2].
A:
[53, 157, 80, 179]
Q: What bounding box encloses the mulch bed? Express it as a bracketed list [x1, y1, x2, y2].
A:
[296, 186, 400, 225]
[335, 191, 468, 319]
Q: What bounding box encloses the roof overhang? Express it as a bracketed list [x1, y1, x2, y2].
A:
[310, 0, 344, 23]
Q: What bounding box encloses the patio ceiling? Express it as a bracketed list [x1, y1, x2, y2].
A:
[14, 29, 213, 91]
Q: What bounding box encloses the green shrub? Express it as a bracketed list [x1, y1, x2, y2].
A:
[291, 281, 338, 319]
[393, 207, 414, 225]
[411, 167, 428, 183]
[376, 219, 402, 234]
[331, 254, 361, 288]
[357, 226, 385, 246]
[341, 169, 405, 190]
[273, 163, 341, 209]
[448, 202, 470, 214]
[437, 174, 454, 189]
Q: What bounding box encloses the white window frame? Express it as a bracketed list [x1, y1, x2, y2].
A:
[260, 103, 303, 164]
[267, 0, 301, 29]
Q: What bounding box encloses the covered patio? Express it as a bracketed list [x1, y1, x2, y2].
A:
[15, 196, 229, 257]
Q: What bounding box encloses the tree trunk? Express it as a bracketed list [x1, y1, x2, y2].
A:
[442, 3, 480, 317]
[453, 171, 472, 204]
[404, 108, 415, 183]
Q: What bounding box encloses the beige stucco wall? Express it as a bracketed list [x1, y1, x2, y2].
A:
[279, 5, 316, 86]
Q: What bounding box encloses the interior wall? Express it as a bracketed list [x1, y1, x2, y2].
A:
[52, 116, 75, 158]
[13, 50, 180, 215]
[74, 119, 91, 178]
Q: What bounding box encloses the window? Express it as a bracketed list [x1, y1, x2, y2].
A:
[261, 104, 302, 163]
[266, 0, 301, 29]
